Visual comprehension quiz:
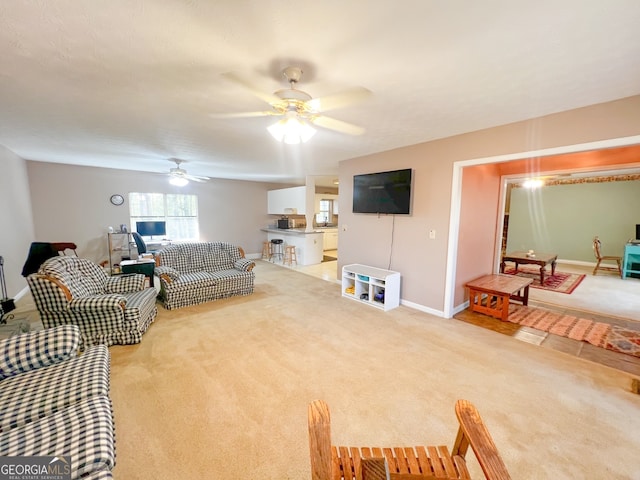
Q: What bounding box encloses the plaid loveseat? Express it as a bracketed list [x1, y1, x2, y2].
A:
[155, 242, 255, 310]
[27, 256, 158, 347]
[0, 325, 115, 479]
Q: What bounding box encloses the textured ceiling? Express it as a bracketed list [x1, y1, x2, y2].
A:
[1, 1, 640, 186]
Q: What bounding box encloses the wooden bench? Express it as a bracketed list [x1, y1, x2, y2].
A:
[465, 274, 533, 322]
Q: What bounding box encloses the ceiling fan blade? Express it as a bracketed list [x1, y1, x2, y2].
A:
[306, 87, 372, 113]
[209, 110, 280, 119]
[311, 115, 366, 136]
[186, 175, 209, 183]
[221, 71, 282, 105]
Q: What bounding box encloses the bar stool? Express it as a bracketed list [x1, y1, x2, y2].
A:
[261, 241, 272, 260]
[270, 239, 284, 263]
[283, 245, 297, 266]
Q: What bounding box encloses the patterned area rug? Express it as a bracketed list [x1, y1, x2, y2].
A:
[503, 266, 585, 294]
[508, 304, 640, 358]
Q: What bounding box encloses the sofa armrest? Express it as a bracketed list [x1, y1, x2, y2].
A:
[69, 294, 127, 313]
[234, 258, 255, 272]
[105, 273, 145, 293]
[0, 324, 80, 380]
[155, 265, 180, 284]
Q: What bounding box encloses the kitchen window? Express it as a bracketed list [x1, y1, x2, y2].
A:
[315, 199, 333, 225]
[129, 192, 199, 241]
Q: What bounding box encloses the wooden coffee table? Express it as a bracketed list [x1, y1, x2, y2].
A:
[465, 274, 533, 321]
[500, 251, 558, 285]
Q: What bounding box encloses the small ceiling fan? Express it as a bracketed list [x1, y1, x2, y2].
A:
[212, 66, 372, 137]
[166, 159, 210, 186]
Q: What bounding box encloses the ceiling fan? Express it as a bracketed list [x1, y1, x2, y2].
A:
[212, 66, 372, 139]
[166, 159, 210, 186]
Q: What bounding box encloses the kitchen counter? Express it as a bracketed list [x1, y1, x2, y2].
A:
[261, 228, 323, 265]
[262, 227, 323, 235]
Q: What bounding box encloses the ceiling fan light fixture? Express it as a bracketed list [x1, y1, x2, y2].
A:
[522, 178, 544, 189]
[267, 114, 316, 144]
[169, 176, 189, 187]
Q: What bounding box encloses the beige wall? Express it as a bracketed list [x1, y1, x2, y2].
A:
[0, 146, 36, 299]
[455, 164, 502, 306]
[26, 161, 277, 265]
[339, 95, 640, 315]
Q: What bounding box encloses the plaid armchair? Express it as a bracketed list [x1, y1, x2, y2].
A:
[0, 325, 115, 479]
[155, 242, 255, 310]
[27, 256, 157, 346]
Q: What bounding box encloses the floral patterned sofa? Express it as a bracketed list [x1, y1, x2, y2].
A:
[27, 256, 158, 347]
[155, 242, 255, 310]
[0, 325, 115, 479]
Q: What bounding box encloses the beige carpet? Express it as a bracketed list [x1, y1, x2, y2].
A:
[529, 263, 640, 322]
[109, 261, 640, 479]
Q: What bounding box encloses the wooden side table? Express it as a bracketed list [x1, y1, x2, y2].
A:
[465, 274, 533, 321]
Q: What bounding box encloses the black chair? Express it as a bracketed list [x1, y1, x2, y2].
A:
[21, 242, 59, 277]
[21, 242, 79, 277]
[131, 232, 148, 255]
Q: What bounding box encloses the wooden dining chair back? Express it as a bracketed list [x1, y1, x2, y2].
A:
[592, 236, 622, 276]
[308, 399, 511, 480]
[51, 242, 78, 256]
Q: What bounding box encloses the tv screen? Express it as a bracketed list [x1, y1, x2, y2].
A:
[636, 224, 640, 240]
[353, 169, 413, 215]
[136, 221, 166, 238]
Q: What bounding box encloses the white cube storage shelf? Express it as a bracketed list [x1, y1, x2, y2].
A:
[341, 264, 400, 311]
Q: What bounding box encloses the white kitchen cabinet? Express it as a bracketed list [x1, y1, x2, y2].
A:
[264, 229, 323, 265]
[322, 228, 338, 250]
[268, 186, 307, 214]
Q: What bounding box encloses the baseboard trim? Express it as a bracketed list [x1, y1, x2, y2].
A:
[400, 299, 445, 318]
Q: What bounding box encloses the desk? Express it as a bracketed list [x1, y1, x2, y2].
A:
[501, 251, 557, 285]
[622, 243, 640, 279]
[121, 260, 156, 287]
[466, 274, 533, 321]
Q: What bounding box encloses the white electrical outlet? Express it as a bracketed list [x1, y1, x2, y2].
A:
[429, 229, 436, 239]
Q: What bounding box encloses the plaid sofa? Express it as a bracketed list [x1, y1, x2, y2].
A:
[0, 325, 115, 479]
[27, 256, 158, 347]
[155, 242, 255, 310]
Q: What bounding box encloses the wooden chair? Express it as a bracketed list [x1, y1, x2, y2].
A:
[308, 399, 511, 480]
[284, 245, 298, 266]
[51, 242, 78, 256]
[592, 236, 622, 277]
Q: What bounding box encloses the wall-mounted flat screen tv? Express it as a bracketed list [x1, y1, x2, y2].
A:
[353, 168, 413, 215]
[136, 221, 166, 238]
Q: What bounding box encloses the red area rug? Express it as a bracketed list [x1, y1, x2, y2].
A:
[508, 305, 640, 358]
[503, 266, 585, 294]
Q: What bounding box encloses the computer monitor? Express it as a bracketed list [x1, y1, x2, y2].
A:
[636, 224, 640, 240]
[136, 221, 166, 239]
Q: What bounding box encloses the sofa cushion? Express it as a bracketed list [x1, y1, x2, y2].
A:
[0, 345, 110, 432]
[0, 325, 80, 381]
[0, 395, 115, 479]
[199, 243, 231, 271]
[122, 288, 159, 328]
[209, 269, 255, 295]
